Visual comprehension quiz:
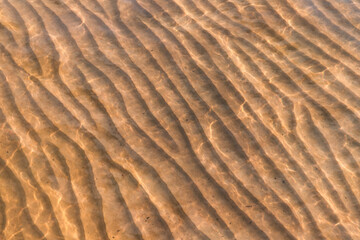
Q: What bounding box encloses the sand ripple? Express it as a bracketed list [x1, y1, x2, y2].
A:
[0, 0, 360, 239]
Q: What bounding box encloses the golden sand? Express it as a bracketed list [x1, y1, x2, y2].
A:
[0, 0, 360, 239]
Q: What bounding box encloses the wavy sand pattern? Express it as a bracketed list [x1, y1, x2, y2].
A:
[0, 0, 360, 239]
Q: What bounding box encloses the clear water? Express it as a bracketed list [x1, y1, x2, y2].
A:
[0, 0, 359, 239]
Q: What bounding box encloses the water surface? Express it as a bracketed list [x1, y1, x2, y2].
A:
[0, 0, 360, 239]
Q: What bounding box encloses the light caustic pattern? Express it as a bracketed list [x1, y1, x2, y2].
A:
[0, 0, 360, 239]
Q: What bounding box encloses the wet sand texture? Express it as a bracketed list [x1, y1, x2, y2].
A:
[0, 0, 360, 239]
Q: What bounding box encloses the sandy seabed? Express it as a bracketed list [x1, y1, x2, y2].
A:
[0, 0, 360, 239]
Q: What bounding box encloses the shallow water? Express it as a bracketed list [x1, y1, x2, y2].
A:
[0, 0, 360, 239]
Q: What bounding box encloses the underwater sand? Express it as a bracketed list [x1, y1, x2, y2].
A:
[0, 0, 360, 239]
